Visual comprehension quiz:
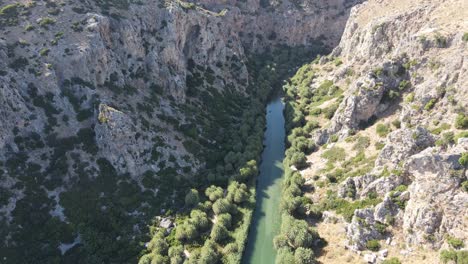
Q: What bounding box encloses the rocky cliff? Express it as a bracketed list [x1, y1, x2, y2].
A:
[0, 0, 361, 262]
[282, 0, 467, 262]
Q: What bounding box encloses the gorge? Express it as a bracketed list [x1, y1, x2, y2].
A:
[0, 0, 467, 264]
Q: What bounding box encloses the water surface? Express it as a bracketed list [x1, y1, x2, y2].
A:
[243, 98, 285, 264]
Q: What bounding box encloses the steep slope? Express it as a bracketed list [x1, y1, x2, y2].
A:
[0, 0, 362, 263]
[279, 0, 468, 263]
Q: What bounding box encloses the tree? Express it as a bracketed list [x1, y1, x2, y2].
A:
[205, 185, 224, 202]
[216, 213, 232, 228]
[199, 240, 220, 264]
[210, 223, 229, 243]
[276, 248, 295, 264]
[168, 245, 184, 264]
[212, 199, 233, 215]
[290, 151, 307, 169]
[185, 189, 200, 207]
[190, 210, 210, 231]
[238, 160, 258, 181]
[175, 222, 198, 242]
[147, 231, 168, 255]
[294, 247, 316, 264]
[227, 181, 249, 204]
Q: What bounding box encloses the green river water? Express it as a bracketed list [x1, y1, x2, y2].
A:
[242, 98, 285, 264]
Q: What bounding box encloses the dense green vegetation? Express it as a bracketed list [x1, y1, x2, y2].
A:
[139, 45, 327, 264]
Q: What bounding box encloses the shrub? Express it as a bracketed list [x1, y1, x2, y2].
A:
[462, 181, 468, 192]
[376, 123, 390, 137]
[353, 136, 370, 151]
[405, 92, 415, 102]
[294, 247, 317, 264]
[455, 114, 468, 129]
[276, 248, 295, 264]
[290, 151, 307, 169]
[39, 17, 56, 28]
[321, 147, 346, 162]
[459, 153, 468, 167]
[382, 257, 401, 264]
[366, 239, 381, 251]
[440, 250, 457, 263]
[392, 119, 401, 129]
[463, 33, 468, 42]
[39, 48, 50, 56]
[185, 189, 200, 207]
[323, 103, 339, 119]
[424, 98, 437, 110]
[447, 236, 464, 249]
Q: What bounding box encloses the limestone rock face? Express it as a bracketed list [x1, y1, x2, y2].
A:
[303, 0, 468, 254]
[374, 127, 434, 172]
[403, 142, 468, 248]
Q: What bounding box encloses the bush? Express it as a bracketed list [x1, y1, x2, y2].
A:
[382, 257, 401, 264]
[462, 181, 468, 192]
[447, 236, 464, 249]
[440, 250, 457, 263]
[321, 147, 346, 162]
[39, 17, 56, 28]
[455, 114, 468, 129]
[294, 247, 317, 264]
[424, 98, 437, 110]
[463, 33, 468, 42]
[290, 151, 307, 169]
[185, 189, 200, 207]
[322, 103, 339, 119]
[366, 239, 381, 251]
[276, 248, 295, 264]
[459, 153, 468, 167]
[376, 123, 390, 137]
[353, 136, 370, 150]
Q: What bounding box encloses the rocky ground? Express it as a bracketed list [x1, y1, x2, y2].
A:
[288, 0, 468, 263]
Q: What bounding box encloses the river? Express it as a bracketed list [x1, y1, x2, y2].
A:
[242, 97, 285, 264]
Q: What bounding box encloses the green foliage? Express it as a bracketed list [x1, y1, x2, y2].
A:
[238, 160, 258, 182]
[455, 113, 468, 129]
[353, 136, 370, 151]
[459, 153, 468, 167]
[366, 239, 381, 251]
[39, 17, 56, 28]
[212, 198, 233, 215]
[463, 33, 468, 42]
[462, 181, 468, 192]
[290, 151, 308, 169]
[205, 185, 224, 202]
[185, 189, 200, 207]
[440, 250, 458, 263]
[376, 123, 390, 137]
[210, 223, 229, 243]
[382, 257, 401, 264]
[447, 236, 464, 249]
[424, 98, 437, 110]
[321, 147, 346, 162]
[405, 92, 415, 103]
[320, 192, 382, 222]
[294, 247, 317, 264]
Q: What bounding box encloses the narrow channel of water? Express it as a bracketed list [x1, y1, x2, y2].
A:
[243, 98, 285, 264]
